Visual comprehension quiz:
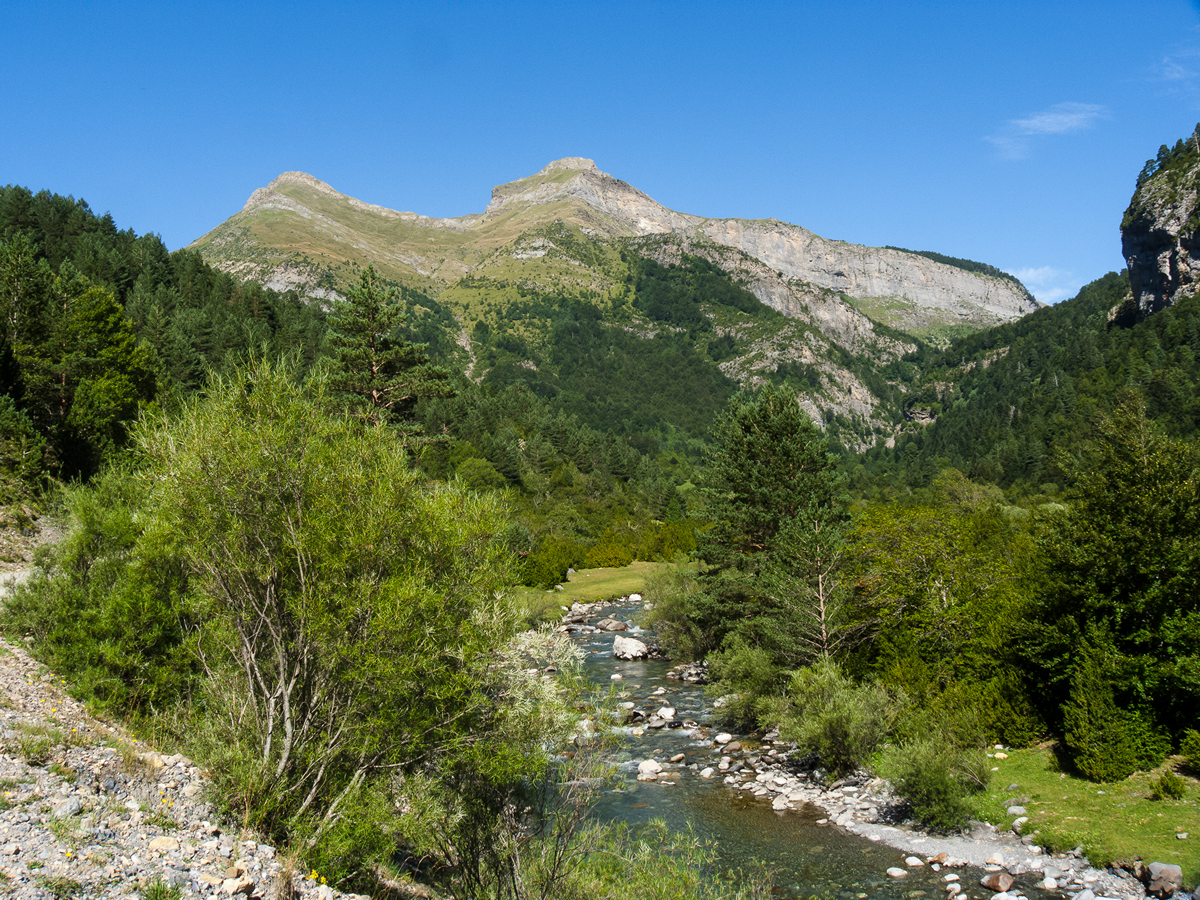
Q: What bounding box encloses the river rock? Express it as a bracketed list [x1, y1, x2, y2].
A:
[1145, 862, 1183, 897]
[596, 618, 627, 632]
[613, 636, 649, 659]
[905, 856, 924, 867]
[629, 593, 642, 603]
[980, 872, 1013, 892]
[637, 759, 663, 781]
[700, 767, 715, 778]
[887, 867, 907, 878]
[658, 706, 676, 720]
[715, 732, 733, 745]
[1005, 805, 1027, 816]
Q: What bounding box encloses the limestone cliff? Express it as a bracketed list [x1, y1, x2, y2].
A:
[1122, 133, 1200, 319]
[480, 160, 1035, 339]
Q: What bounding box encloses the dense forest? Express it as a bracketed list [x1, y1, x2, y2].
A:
[3, 127, 1200, 896]
[858, 269, 1200, 496]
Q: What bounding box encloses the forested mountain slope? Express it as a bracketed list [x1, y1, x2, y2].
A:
[859, 125, 1200, 495]
[189, 160, 1036, 450]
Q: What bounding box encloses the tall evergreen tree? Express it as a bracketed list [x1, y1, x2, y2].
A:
[328, 265, 453, 437]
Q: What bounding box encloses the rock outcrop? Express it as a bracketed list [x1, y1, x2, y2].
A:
[1122, 135, 1200, 319]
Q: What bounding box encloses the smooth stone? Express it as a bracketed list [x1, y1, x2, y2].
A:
[906, 856, 924, 867]
[980, 872, 1013, 892]
[637, 759, 662, 774]
[613, 636, 649, 660]
[887, 867, 908, 878]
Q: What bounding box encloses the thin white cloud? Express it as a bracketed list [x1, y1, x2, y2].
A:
[987, 103, 1108, 160]
[1158, 58, 1195, 82]
[1006, 265, 1077, 305]
[1012, 103, 1106, 135]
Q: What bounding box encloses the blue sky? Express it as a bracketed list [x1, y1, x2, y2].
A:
[4, 1, 1200, 305]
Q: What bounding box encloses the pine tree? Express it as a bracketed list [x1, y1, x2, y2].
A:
[327, 265, 453, 436]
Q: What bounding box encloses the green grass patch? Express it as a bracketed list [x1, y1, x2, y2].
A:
[965, 747, 1200, 887]
[513, 561, 680, 623]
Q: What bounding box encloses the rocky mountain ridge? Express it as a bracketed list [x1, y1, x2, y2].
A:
[191, 158, 1035, 343]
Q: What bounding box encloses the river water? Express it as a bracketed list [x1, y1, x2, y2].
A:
[567, 597, 990, 900]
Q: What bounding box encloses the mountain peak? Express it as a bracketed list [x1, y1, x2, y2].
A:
[485, 158, 699, 235]
[538, 157, 601, 175]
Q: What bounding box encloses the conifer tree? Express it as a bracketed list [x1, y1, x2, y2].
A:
[327, 265, 453, 436]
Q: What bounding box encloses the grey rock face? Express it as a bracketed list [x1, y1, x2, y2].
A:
[1122, 156, 1200, 319]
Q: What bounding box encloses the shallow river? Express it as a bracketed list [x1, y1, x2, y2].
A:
[568, 597, 990, 900]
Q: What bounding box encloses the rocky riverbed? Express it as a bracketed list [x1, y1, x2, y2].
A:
[0, 631, 370, 900]
[557, 597, 1171, 900]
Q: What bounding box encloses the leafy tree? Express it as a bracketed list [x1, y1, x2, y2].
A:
[129, 359, 528, 866]
[846, 471, 1037, 744]
[0, 236, 156, 478]
[327, 264, 452, 435]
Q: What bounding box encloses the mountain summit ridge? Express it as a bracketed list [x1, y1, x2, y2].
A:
[190, 157, 1036, 342]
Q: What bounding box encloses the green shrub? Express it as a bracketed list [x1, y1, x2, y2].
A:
[523, 534, 587, 587]
[140, 877, 182, 900]
[882, 739, 990, 833]
[641, 568, 708, 661]
[1181, 728, 1200, 770]
[584, 527, 637, 569]
[1062, 643, 1169, 781]
[765, 661, 902, 777]
[1149, 770, 1186, 800]
[706, 639, 787, 730]
[0, 468, 202, 714]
